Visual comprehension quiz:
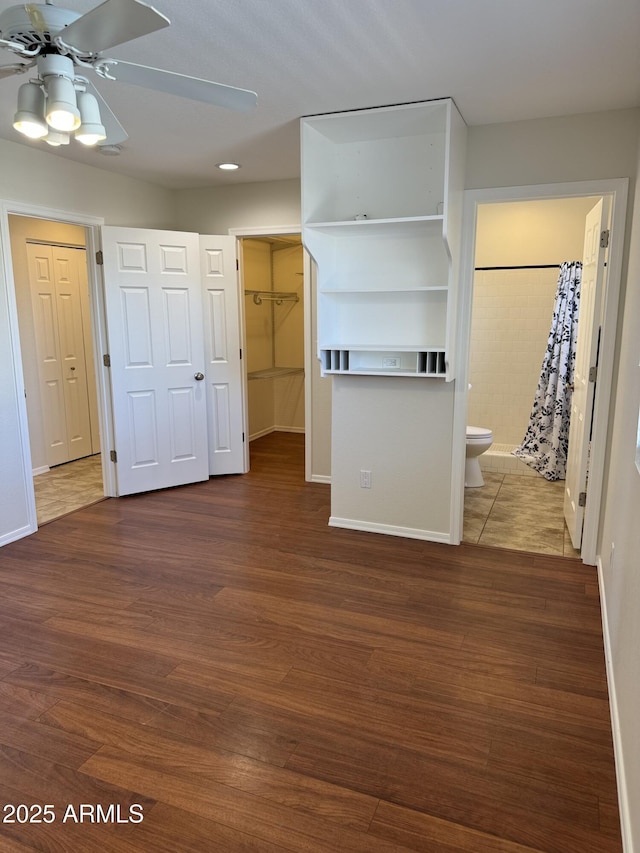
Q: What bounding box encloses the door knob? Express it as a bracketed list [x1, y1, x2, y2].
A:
[194, 372, 205, 381]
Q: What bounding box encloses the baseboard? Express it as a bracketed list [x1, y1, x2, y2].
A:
[310, 474, 331, 485]
[32, 466, 50, 477]
[0, 523, 36, 547]
[329, 516, 450, 543]
[597, 556, 634, 853]
[249, 427, 276, 442]
[250, 427, 305, 441]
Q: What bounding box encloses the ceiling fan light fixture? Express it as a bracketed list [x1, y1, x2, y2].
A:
[44, 129, 71, 147]
[75, 92, 107, 146]
[13, 82, 48, 139]
[45, 75, 81, 132]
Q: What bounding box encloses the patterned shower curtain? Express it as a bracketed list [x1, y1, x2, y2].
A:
[513, 261, 582, 481]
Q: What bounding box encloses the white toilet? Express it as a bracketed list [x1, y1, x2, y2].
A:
[465, 426, 493, 487]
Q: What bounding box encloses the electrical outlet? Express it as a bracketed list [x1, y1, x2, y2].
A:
[360, 469, 372, 489]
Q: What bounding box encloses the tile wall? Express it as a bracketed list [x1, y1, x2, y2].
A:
[467, 267, 559, 446]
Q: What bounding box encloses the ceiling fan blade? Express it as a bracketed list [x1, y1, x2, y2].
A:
[60, 0, 170, 54]
[82, 78, 129, 145]
[103, 59, 258, 112]
[0, 63, 31, 79]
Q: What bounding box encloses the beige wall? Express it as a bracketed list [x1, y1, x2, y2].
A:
[475, 197, 599, 267]
[273, 244, 305, 432]
[469, 198, 599, 446]
[244, 240, 275, 438]
[243, 239, 305, 440]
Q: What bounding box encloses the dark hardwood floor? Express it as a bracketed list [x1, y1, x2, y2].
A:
[0, 432, 622, 852]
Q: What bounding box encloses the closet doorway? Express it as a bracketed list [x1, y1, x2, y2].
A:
[9, 214, 105, 525]
[239, 235, 305, 472]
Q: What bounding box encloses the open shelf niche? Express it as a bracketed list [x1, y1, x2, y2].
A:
[301, 98, 466, 379]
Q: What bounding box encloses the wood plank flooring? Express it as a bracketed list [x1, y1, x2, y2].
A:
[0, 433, 621, 852]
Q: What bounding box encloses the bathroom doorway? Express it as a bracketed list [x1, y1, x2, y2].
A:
[239, 234, 305, 475]
[458, 180, 627, 563]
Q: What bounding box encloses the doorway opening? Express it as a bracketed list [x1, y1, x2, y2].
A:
[239, 234, 305, 475]
[453, 179, 628, 565]
[8, 213, 106, 524]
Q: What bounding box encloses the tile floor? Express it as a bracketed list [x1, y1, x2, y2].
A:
[463, 470, 581, 558]
[33, 454, 105, 525]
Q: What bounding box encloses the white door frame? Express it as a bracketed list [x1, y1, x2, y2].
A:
[0, 199, 117, 519]
[452, 178, 628, 565]
[228, 224, 312, 480]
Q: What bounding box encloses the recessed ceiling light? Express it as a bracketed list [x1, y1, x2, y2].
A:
[217, 162, 240, 171]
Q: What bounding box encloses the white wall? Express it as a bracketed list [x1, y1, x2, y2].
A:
[0, 139, 178, 544]
[331, 376, 453, 539]
[175, 180, 301, 234]
[467, 109, 640, 851]
[598, 138, 640, 853]
[0, 109, 639, 846]
[0, 139, 176, 227]
[466, 109, 640, 191]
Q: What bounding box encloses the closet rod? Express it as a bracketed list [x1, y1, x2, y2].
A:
[474, 264, 561, 271]
[26, 239, 86, 251]
[245, 289, 299, 305]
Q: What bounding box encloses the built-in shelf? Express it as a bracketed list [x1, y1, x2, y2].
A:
[305, 215, 443, 234]
[301, 98, 466, 379]
[248, 367, 304, 380]
[319, 285, 447, 294]
[320, 348, 447, 377]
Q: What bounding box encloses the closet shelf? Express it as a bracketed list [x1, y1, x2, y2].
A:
[245, 289, 299, 305]
[248, 367, 304, 380]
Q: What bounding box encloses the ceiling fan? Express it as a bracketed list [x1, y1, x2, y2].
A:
[0, 0, 257, 149]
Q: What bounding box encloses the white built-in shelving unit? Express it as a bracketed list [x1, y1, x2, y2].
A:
[301, 99, 466, 379]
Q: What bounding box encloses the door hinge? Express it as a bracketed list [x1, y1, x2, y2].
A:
[589, 365, 597, 383]
[578, 492, 587, 507]
[103, 353, 111, 367]
[96, 250, 104, 265]
[239, 348, 242, 360]
[242, 432, 245, 442]
[110, 450, 117, 463]
[236, 258, 239, 271]
[600, 230, 610, 249]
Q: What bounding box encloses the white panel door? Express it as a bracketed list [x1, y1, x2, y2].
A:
[28, 244, 93, 466]
[200, 235, 246, 475]
[564, 198, 609, 549]
[102, 227, 209, 496]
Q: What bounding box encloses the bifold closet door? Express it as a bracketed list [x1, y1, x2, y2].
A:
[28, 243, 93, 467]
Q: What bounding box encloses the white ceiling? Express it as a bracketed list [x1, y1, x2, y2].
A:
[1, 0, 639, 190]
